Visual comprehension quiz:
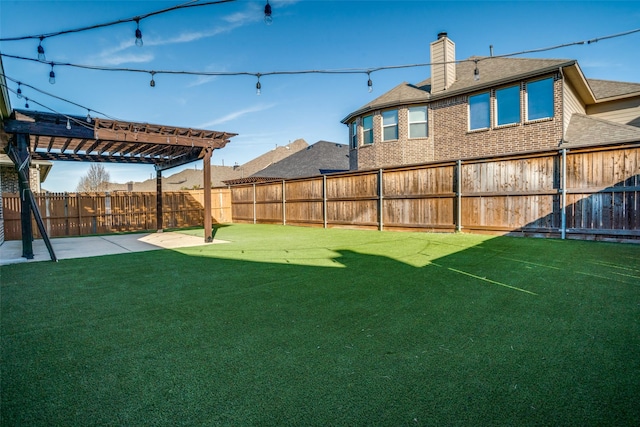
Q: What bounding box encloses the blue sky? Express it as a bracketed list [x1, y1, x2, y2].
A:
[1, 0, 639, 192]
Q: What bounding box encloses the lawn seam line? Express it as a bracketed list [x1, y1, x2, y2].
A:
[430, 262, 537, 295]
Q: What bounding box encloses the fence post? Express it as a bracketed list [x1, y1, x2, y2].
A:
[282, 180, 286, 225]
[561, 148, 567, 239]
[323, 175, 328, 229]
[456, 159, 462, 232]
[378, 169, 384, 231]
[64, 193, 69, 235]
[253, 183, 257, 224]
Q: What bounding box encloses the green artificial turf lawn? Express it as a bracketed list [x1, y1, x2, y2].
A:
[1, 224, 639, 426]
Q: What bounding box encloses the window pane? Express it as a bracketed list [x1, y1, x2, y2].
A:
[382, 110, 397, 126]
[527, 78, 554, 120]
[409, 106, 428, 138]
[496, 85, 520, 125]
[383, 126, 398, 141]
[363, 130, 373, 144]
[409, 107, 427, 122]
[351, 122, 357, 148]
[469, 92, 490, 130]
[410, 123, 427, 138]
[382, 110, 397, 141]
[363, 115, 373, 144]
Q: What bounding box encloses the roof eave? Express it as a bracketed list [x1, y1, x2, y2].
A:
[561, 62, 597, 104]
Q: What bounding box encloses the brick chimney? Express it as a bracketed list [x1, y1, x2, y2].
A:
[430, 32, 456, 93]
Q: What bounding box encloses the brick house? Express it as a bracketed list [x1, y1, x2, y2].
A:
[342, 33, 640, 170]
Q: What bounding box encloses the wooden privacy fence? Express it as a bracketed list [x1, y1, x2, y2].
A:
[230, 143, 640, 242]
[2, 189, 231, 241]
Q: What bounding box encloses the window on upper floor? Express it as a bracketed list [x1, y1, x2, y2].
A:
[527, 77, 554, 121]
[363, 115, 373, 144]
[382, 110, 398, 141]
[408, 106, 428, 138]
[469, 92, 490, 130]
[350, 121, 358, 149]
[496, 85, 520, 126]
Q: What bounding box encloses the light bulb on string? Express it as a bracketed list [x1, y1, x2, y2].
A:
[367, 72, 373, 93]
[134, 18, 143, 47]
[150, 71, 156, 87]
[25, 98, 29, 109]
[86, 110, 92, 123]
[256, 74, 262, 95]
[16, 82, 23, 99]
[37, 37, 46, 61]
[473, 60, 480, 81]
[264, 1, 273, 25]
[48, 63, 56, 84]
[66, 118, 71, 130]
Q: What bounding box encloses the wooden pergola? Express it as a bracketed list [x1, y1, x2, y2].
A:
[2, 109, 237, 261]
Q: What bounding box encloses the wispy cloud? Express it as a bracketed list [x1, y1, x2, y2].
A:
[89, 3, 264, 65]
[196, 103, 276, 128]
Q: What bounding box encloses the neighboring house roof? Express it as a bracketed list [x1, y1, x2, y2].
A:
[343, 56, 577, 123]
[105, 139, 309, 191]
[564, 114, 640, 147]
[586, 79, 640, 100]
[248, 140, 349, 180]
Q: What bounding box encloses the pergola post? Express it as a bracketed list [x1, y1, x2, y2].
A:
[156, 169, 163, 232]
[203, 148, 213, 242]
[14, 134, 34, 258]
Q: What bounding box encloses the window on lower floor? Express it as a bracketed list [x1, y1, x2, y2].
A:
[496, 85, 520, 126]
[363, 115, 373, 144]
[527, 77, 554, 121]
[469, 92, 490, 130]
[350, 121, 358, 148]
[408, 106, 428, 138]
[382, 110, 398, 141]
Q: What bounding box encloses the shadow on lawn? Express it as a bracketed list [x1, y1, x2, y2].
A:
[1, 233, 639, 426]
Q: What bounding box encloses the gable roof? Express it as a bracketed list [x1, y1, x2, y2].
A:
[343, 56, 575, 123]
[250, 140, 349, 179]
[564, 114, 640, 147]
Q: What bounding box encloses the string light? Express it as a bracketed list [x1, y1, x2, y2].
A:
[86, 109, 92, 123]
[134, 18, 143, 47]
[150, 71, 156, 87]
[264, 0, 273, 25]
[1, 74, 122, 122]
[1, 27, 637, 94]
[0, 0, 237, 43]
[25, 97, 29, 109]
[66, 118, 71, 130]
[16, 82, 23, 99]
[473, 59, 480, 81]
[48, 63, 56, 84]
[256, 74, 261, 95]
[37, 37, 46, 61]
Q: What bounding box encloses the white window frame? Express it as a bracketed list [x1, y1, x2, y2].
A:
[408, 106, 428, 138]
[382, 110, 398, 141]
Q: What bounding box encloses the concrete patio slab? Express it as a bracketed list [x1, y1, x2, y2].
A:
[0, 232, 228, 266]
